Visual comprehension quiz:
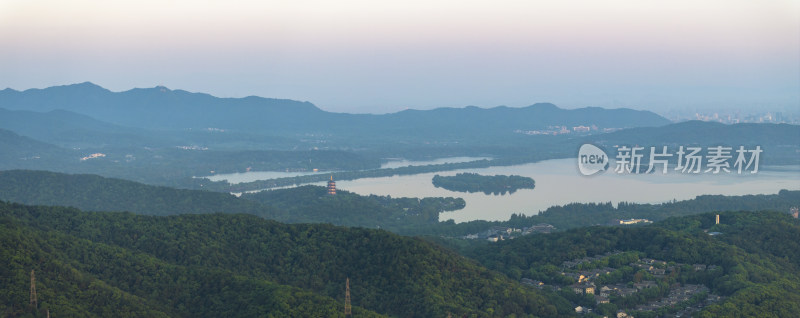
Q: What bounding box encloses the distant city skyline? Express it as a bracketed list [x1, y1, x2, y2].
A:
[1, 0, 798, 114]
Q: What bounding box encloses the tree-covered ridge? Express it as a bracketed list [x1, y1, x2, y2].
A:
[0, 204, 380, 317]
[0, 170, 472, 231]
[432, 173, 535, 195]
[412, 189, 800, 236]
[0, 170, 275, 217]
[1, 215, 376, 318]
[1, 169, 797, 238]
[241, 185, 465, 230]
[460, 210, 800, 317]
[0, 131, 380, 189]
[220, 156, 547, 193]
[585, 121, 800, 165]
[517, 190, 800, 230]
[0, 201, 571, 317]
[3, 83, 795, 190]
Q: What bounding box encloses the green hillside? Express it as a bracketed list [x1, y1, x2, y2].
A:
[461, 210, 800, 317]
[0, 171, 466, 231]
[0, 170, 274, 217]
[241, 185, 464, 230]
[2, 169, 798, 238]
[431, 173, 535, 195]
[415, 190, 800, 236]
[0, 201, 570, 317]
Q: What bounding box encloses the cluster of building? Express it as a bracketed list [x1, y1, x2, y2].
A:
[464, 226, 521, 241]
[79, 153, 106, 161]
[527, 254, 722, 316]
[514, 125, 621, 136]
[634, 284, 710, 312]
[463, 224, 555, 242]
[524, 223, 556, 234]
[560, 251, 622, 269]
[176, 145, 209, 150]
[610, 218, 653, 225]
[670, 111, 800, 125]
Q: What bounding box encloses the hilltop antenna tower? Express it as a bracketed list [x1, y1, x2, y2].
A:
[30, 269, 37, 310]
[344, 277, 352, 316]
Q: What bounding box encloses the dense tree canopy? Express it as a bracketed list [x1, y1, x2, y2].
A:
[242, 185, 464, 231]
[459, 210, 800, 317]
[0, 201, 570, 317]
[432, 173, 535, 195]
[2, 170, 797, 239]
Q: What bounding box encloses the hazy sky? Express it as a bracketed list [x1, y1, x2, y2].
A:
[1, 0, 798, 114]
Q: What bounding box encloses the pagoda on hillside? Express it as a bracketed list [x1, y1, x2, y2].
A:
[327, 175, 336, 195]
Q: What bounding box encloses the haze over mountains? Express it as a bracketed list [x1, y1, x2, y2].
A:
[1, 83, 799, 317]
[0, 82, 671, 137]
[2, 0, 798, 315]
[0, 82, 797, 190]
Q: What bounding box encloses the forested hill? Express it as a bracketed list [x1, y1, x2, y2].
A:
[417, 190, 800, 237]
[589, 120, 800, 146]
[0, 129, 68, 167]
[0, 170, 275, 217]
[463, 210, 800, 317]
[432, 172, 535, 195]
[583, 121, 800, 164]
[2, 170, 798, 237]
[0, 108, 167, 148]
[0, 201, 572, 317]
[0, 170, 464, 231]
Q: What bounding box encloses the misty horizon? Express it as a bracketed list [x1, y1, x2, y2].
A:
[2, 1, 798, 114]
[3, 81, 797, 121]
[2, 3, 800, 316]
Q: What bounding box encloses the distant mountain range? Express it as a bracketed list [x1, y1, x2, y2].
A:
[0, 83, 797, 188]
[590, 120, 800, 146]
[0, 82, 670, 137]
[584, 120, 800, 164]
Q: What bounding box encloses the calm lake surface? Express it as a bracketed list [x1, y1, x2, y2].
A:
[379, 156, 491, 169]
[206, 157, 490, 184]
[210, 158, 800, 223]
[205, 170, 322, 183]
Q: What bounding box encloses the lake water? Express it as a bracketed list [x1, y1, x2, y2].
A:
[205, 170, 323, 184]
[205, 156, 490, 184]
[207, 158, 800, 223]
[308, 159, 800, 223]
[380, 156, 491, 169]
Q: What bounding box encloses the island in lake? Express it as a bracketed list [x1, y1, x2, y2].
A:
[432, 172, 535, 195]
